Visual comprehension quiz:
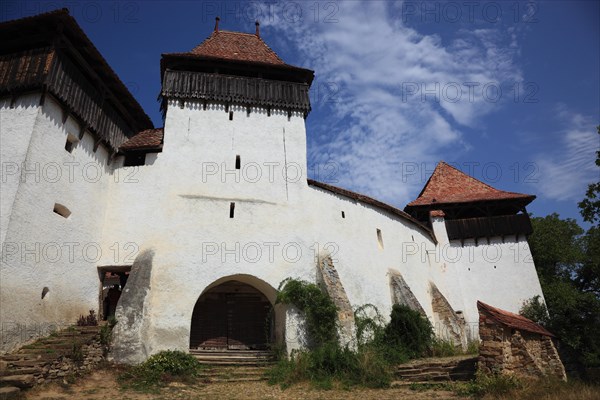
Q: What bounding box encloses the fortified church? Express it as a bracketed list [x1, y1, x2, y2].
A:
[0, 10, 545, 363]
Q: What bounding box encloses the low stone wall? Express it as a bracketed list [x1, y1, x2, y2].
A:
[35, 341, 104, 384]
[478, 304, 566, 381]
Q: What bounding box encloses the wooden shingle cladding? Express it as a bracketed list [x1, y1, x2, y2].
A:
[161, 70, 311, 114]
[0, 9, 153, 152]
[445, 214, 533, 241]
[159, 29, 314, 117]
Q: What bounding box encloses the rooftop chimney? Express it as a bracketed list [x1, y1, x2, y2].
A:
[215, 16, 220, 32]
[255, 21, 260, 37]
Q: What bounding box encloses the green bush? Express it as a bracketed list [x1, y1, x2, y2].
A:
[382, 304, 434, 361]
[455, 371, 522, 397]
[268, 343, 391, 389]
[466, 339, 480, 355]
[429, 337, 458, 357]
[77, 310, 98, 326]
[70, 342, 84, 363]
[118, 350, 204, 391]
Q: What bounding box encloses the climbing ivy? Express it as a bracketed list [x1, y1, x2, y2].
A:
[276, 278, 339, 348]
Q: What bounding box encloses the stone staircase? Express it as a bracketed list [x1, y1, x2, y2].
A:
[190, 349, 274, 383]
[0, 326, 101, 399]
[391, 355, 477, 386]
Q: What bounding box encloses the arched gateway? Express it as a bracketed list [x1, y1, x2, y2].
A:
[190, 278, 275, 350]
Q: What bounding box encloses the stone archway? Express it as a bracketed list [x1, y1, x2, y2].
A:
[190, 277, 278, 350]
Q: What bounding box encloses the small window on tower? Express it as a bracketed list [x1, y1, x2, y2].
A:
[53, 203, 71, 219]
[235, 155, 241, 170]
[376, 229, 384, 250]
[341, 211, 345, 219]
[229, 111, 233, 120]
[230, 202, 235, 218]
[64, 134, 78, 153]
[124, 152, 146, 167]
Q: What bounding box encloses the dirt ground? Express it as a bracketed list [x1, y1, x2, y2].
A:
[24, 369, 462, 400]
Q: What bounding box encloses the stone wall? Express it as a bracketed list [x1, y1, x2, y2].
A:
[34, 341, 104, 385]
[316, 255, 356, 348]
[478, 309, 566, 380]
[430, 282, 468, 350]
[389, 270, 426, 315]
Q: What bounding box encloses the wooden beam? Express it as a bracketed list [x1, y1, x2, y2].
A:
[93, 138, 102, 152]
[61, 106, 68, 124]
[107, 150, 116, 165]
[9, 93, 19, 108]
[39, 88, 46, 106]
[78, 123, 87, 140]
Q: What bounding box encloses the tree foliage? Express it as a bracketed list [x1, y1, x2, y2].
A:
[523, 127, 600, 370]
[577, 126, 600, 225]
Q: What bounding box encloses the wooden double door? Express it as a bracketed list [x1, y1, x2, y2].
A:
[190, 281, 272, 350]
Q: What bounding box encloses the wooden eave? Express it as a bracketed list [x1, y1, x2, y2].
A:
[160, 53, 314, 85]
[0, 9, 153, 134]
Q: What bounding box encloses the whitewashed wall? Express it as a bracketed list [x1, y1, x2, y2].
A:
[0, 96, 112, 352]
[430, 215, 545, 337]
[1, 94, 546, 356]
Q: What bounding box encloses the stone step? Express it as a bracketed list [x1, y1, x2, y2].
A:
[189, 350, 272, 357]
[0, 374, 35, 389]
[0, 367, 41, 377]
[210, 376, 267, 382]
[194, 359, 274, 366]
[198, 370, 267, 378]
[0, 386, 21, 400]
[2, 360, 47, 369]
[190, 350, 274, 366]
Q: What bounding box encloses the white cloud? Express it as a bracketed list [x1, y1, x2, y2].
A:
[262, 1, 523, 206]
[535, 106, 598, 202]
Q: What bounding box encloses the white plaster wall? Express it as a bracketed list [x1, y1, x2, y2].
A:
[100, 99, 444, 356]
[0, 96, 112, 352]
[0, 94, 40, 246]
[430, 215, 545, 338]
[1, 93, 546, 357]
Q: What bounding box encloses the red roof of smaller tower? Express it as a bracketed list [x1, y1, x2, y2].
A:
[188, 30, 285, 66]
[120, 128, 164, 151]
[407, 162, 535, 207]
[477, 301, 554, 337]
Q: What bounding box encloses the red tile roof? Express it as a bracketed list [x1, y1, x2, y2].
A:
[187, 30, 285, 66]
[477, 301, 554, 337]
[407, 162, 535, 207]
[307, 179, 436, 242]
[429, 210, 446, 218]
[120, 128, 163, 151]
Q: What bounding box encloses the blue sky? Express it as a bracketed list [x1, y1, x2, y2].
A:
[3, 1, 598, 225]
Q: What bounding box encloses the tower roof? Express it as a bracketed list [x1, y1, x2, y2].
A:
[188, 30, 285, 66]
[407, 162, 535, 207]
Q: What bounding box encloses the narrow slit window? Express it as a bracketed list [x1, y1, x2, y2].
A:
[235, 155, 241, 170]
[376, 229, 384, 250]
[53, 203, 71, 219]
[341, 211, 345, 219]
[229, 111, 233, 120]
[229, 202, 235, 218]
[64, 134, 78, 153]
